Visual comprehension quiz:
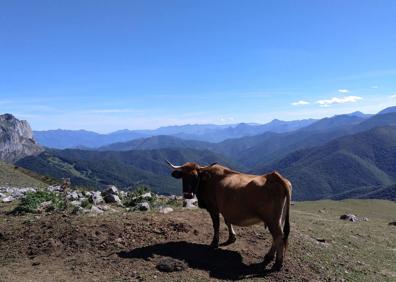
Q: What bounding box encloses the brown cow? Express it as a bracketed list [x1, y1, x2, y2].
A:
[166, 161, 292, 271]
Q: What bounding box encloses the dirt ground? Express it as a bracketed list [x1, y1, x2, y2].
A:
[0, 207, 324, 282]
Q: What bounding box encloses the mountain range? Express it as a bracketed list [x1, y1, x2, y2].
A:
[2, 106, 396, 201]
[33, 118, 317, 149]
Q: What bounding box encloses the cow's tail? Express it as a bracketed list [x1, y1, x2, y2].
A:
[283, 183, 291, 251]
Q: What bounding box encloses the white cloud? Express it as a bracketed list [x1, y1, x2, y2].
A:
[316, 96, 363, 106]
[291, 100, 310, 106]
[371, 86, 379, 89]
[338, 89, 349, 93]
[390, 94, 396, 98]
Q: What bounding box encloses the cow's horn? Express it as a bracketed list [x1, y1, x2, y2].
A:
[165, 160, 182, 169]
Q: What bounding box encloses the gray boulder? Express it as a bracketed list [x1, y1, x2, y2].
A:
[340, 214, 358, 222]
[90, 206, 104, 214]
[159, 206, 174, 214]
[183, 197, 198, 209]
[104, 185, 118, 195]
[47, 185, 63, 192]
[2, 196, 14, 203]
[137, 202, 150, 211]
[103, 193, 121, 204]
[67, 191, 79, 201]
[90, 191, 104, 205]
[70, 200, 82, 207]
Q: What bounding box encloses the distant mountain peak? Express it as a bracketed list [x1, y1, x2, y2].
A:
[347, 111, 369, 118]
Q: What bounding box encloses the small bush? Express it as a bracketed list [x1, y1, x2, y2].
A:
[12, 191, 65, 214]
[123, 186, 156, 207]
[81, 198, 92, 209]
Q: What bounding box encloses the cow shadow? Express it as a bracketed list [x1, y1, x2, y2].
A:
[117, 241, 275, 280]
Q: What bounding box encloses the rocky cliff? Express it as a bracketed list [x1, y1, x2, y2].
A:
[0, 114, 43, 163]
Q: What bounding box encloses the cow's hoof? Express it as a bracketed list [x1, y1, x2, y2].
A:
[272, 262, 283, 272]
[263, 254, 274, 266]
[209, 241, 219, 249]
[220, 236, 236, 246]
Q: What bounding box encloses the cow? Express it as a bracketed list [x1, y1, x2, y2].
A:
[166, 160, 292, 271]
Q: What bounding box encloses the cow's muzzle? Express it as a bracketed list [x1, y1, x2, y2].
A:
[183, 192, 194, 199]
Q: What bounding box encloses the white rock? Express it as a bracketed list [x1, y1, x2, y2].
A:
[137, 202, 150, 211]
[119, 191, 127, 199]
[2, 196, 15, 203]
[99, 205, 111, 211]
[11, 190, 24, 199]
[47, 185, 63, 192]
[90, 192, 104, 205]
[183, 197, 198, 209]
[70, 200, 82, 207]
[103, 193, 122, 204]
[90, 206, 104, 214]
[141, 192, 152, 199]
[67, 191, 79, 201]
[104, 185, 118, 195]
[0, 192, 6, 199]
[340, 214, 358, 222]
[83, 191, 92, 197]
[159, 206, 173, 214]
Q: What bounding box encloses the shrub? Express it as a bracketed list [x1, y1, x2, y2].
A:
[123, 186, 156, 207]
[80, 198, 92, 209]
[12, 191, 65, 214]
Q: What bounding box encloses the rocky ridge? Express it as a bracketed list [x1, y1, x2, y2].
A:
[0, 113, 43, 163]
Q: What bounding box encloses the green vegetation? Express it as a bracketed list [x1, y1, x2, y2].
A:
[12, 191, 65, 214]
[123, 186, 156, 208]
[259, 126, 396, 200]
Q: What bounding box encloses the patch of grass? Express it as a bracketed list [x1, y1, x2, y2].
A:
[80, 198, 92, 209]
[11, 191, 65, 214]
[292, 200, 396, 281]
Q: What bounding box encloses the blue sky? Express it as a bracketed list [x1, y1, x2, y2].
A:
[1, 0, 396, 132]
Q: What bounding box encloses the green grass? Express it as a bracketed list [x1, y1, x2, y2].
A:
[292, 200, 396, 281]
[0, 162, 48, 187]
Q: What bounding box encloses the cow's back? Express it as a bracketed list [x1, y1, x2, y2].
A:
[213, 171, 289, 226]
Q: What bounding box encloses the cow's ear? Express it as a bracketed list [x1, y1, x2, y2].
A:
[199, 171, 211, 181]
[171, 170, 183, 179]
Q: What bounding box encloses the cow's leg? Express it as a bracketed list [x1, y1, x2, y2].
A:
[263, 237, 276, 266]
[209, 211, 220, 248]
[267, 223, 284, 271]
[220, 222, 236, 246]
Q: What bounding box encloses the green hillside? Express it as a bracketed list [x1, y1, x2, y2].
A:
[16, 148, 237, 195]
[0, 161, 53, 187]
[257, 126, 396, 200]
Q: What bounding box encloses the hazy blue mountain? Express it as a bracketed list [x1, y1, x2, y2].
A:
[98, 135, 214, 151]
[352, 112, 396, 133]
[347, 111, 373, 118]
[34, 119, 317, 148]
[301, 115, 366, 132]
[377, 106, 396, 115]
[33, 129, 149, 149]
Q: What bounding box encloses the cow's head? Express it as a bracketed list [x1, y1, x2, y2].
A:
[166, 160, 217, 199]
